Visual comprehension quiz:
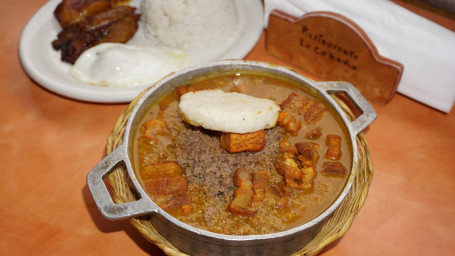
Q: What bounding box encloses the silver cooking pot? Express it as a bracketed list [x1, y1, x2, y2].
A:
[87, 60, 376, 256]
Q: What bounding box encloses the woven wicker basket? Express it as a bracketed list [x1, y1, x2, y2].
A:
[105, 90, 374, 256]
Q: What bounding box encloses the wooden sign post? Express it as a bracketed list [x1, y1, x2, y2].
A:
[266, 10, 404, 105]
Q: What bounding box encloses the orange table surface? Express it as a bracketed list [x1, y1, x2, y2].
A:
[2, 1, 455, 255]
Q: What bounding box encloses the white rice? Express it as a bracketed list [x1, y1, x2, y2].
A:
[140, 0, 239, 50]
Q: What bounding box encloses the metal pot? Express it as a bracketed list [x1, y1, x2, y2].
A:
[87, 60, 376, 256]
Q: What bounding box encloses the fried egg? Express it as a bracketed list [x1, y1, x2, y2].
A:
[69, 43, 189, 87]
[179, 89, 280, 133]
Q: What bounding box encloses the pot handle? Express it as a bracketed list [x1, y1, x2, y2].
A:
[318, 81, 377, 135]
[87, 145, 157, 220]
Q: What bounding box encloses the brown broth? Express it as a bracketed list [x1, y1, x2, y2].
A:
[132, 73, 352, 235]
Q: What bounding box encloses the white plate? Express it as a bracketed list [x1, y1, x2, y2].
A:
[19, 0, 264, 103]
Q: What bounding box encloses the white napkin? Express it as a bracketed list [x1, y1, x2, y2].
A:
[264, 0, 455, 113]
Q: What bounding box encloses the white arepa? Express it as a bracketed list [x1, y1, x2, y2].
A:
[179, 89, 280, 133]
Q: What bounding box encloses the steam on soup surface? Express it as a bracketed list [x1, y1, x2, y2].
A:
[133, 72, 351, 235]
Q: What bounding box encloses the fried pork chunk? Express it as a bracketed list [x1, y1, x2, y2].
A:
[52, 0, 139, 64]
[277, 110, 301, 134]
[305, 127, 323, 140]
[52, 5, 136, 50]
[295, 142, 320, 168]
[252, 171, 267, 202]
[228, 168, 256, 216]
[143, 161, 192, 211]
[281, 92, 327, 124]
[321, 162, 347, 177]
[228, 169, 269, 216]
[220, 130, 266, 153]
[325, 134, 342, 160]
[54, 0, 112, 28]
[174, 85, 197, 100]
[275, 140, 317, 191]
[60, 12, 139, 64]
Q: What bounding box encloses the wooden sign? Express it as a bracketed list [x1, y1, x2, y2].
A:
[266, 10, 404, 105]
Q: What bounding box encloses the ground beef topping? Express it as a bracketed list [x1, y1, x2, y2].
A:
[174, 124, 285, 204]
